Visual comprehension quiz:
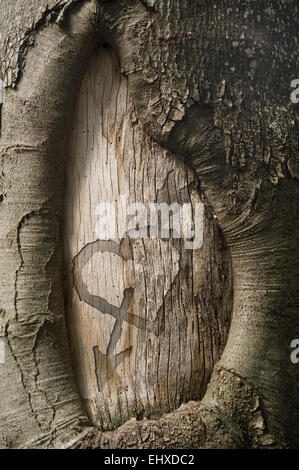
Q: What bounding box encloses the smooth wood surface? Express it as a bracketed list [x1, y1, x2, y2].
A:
[63, 46, 232, 429]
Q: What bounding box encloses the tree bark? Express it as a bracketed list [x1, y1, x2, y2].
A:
[0, 0, 298, 449]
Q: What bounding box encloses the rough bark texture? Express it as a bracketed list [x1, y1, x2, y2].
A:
[0, 0, 101, 449]
[0, 0, 298, 449]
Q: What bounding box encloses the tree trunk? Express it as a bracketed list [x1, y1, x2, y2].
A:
[0, 0, 298, 449]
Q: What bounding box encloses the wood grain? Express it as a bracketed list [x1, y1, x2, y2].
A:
[63, 46, 232, 430]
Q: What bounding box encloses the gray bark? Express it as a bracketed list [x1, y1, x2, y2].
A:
[0, 0, 298, 449]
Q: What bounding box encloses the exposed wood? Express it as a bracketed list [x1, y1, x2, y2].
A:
[63, 46, 232, 429]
